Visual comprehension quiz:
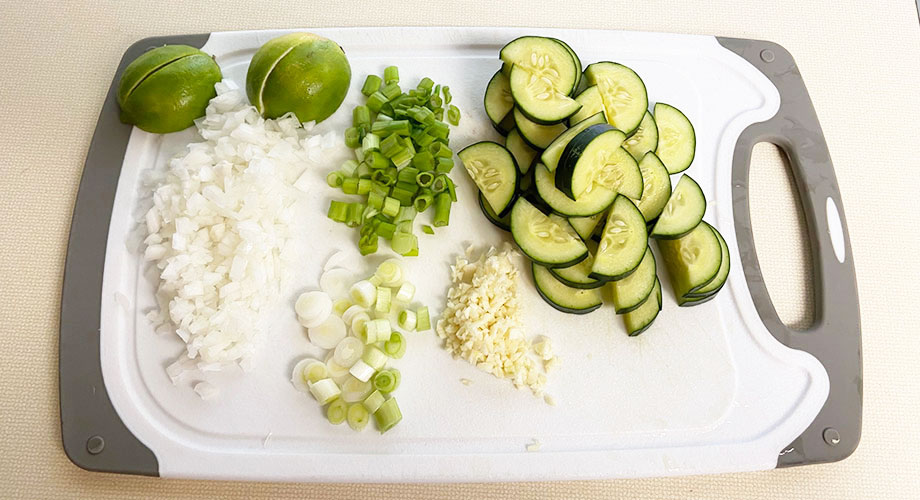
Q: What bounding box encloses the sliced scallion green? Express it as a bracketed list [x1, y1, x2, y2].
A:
[391, 231, 417, 256]
[362, 74, 382, 96]
[416, 306, 431, 331]
[433, 192, 451, 227]
[327, 398, 348, 425]
[421, 225, 434, 235]
[366, 91, 388, 112]
[413, 189, 434, 213]
[328, 200, 349, 223]
[363, 390, 386, 413]
[363, 345, 388, 371]
[345, 127, 360, 148]
[384, 65, 399, 85]
[342, 177, 359, 195]
[374, 397, 403, 433]
[382, 197, 400, 217]
[447, 104, 460, 125]
[373, 368, 401, 393]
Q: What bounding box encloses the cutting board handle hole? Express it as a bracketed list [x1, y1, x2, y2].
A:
[748, 142, 815, 330]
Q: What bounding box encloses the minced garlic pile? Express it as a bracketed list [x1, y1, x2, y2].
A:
[436, 244, 558, 395]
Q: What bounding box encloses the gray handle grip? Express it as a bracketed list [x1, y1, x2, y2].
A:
[59, 33, 210, 476]
[717, 37, 862, 466]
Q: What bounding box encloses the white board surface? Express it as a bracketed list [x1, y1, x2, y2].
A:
[100, 27, 829, 482]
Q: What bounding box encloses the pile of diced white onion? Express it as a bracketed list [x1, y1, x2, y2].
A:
[142, 81, 342, 384]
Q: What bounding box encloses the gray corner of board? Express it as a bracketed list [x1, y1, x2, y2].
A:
[716, 36, 862, 468]
[59, 33, 213, 477]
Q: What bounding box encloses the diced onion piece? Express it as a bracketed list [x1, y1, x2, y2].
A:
[374, 397, 403, 433]
[347, 403, 370, 431]
[341, 376, 374, 403]
[295, 291, 333, 328]
[193, 381, 219, 400]
[333, 337, 364, 368]
[308, 314, 347, 349]
[349, 280, 377, 308]
[363, 390, 386, 413]
[320, 268, 354, 299]
[394, 282, 415, 303]
[342, 304, 366, 325]
[324, 352, 351, 379]
[333, 299, 352, 316]
[291, 358, 326, 392]
[348, 359, 376, 382]
[350, 312, 371, 339]
[383, 331, 406, 359]
[327, 399, 347, 424]
[374, 259, 404, 287]
[375, 286, 392, 314]
[397, 309, 417, 331]
[373, 368, 401, 393]
[309, 378, 341, 405]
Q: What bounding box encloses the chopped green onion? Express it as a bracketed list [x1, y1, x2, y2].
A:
[394, 180, 419, 194]
[353, 105, 371, 128]
[416, 306, 431, 331]
[362, 74, 382, 96]
[442, 85, 452, 104]
[367, 273, 382, 286]
[363, 345, 388, 371]
[362, 318, 392, 344]
[366, 91, 388, 112]
[349, 280, 377, 308]
[309, 378, 341, 405]
[428, 92, 442, 109]
[417, 77, 434, 94]
[381, 82, 401, 100]
[374, 397, 402, 433]
[376, 220, 396, 240]
[357, 178, 373, 195]
[444, 176, 458, 202]
[382, 196, 400, 217]
[394, 282, 415, 303]
[412, 151, 434, 171]
[435, 157, 454, 174]
[340, 159, 359, 177]
[373, 368, 401, 393]
[328, 200, 349, 223]
[367, 191, 385, 210]
[384, 65, 399, 84]
[363, 390, 386, 413]
[390, 186, 415, 206]
[333, 299, 352, 316]
[434, 108, 444, 121]
[362, 133, 381, 154]
[356, 161, 372, 179]
[391, 231, 417, 256]
[345, 202, 365, 227]
[396, 220, 413, 234]
[398, 309, 417, 330]
[345, 127, 360, 148]
[416, 171, 435, 187]
[395, 206, 416, 223]
[350, 311, 371, 335]
[375, 286, 392, 314]
[413, 189, 434, 212]
[342, 177, 359, 195]
[366, 151, 388, 170]
[397, 167, 420, 184]
[433, 193, 451, 226]
[358, 233, 378, 255]
[422, 225, 434, 235]
[383, 332, 406, 359]
[431, 175, 447, 193]
[347, 403, 370, 431]
[372, 119, 411, 137]
[390, 148, 415, 169]
[375, 259, 403, 286]
[447, 104, 460, 125]
[327, 398, 347, 424]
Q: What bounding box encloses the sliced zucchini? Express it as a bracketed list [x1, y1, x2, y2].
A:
[568, 85, 604, 126]
[484, 71, 515, 135]
[551, 38, 582, 96]
[584, 62, 649, 135]
[568, 212, 604, 240]
[511, 198, 588, 268]
[513, 107, 567, 150]
[479, 191, 510, 231]
[657, 222, 722, 298]
[534, 163, 615, 217]
[650, 174, 705, 239]
[556, 125, 642, 201]
[541, 111, 606, 172]
[623, 278, 661, 336]
[685, 223, 729, 297]
[623, 111, 658, 160]
[505, 128, 538, 174]
[631, 152, 672, 222]
[533, 262, 603, 314]
[591, 196, 648, 280]
[654, 103, 696, 174]
[458, 142, 520, 217]
[549, 251, 605, 289]
[501, 36, 581, 124]
[609, 246, 656, 313]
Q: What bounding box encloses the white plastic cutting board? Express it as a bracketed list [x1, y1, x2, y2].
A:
[99, 27, 829, 482]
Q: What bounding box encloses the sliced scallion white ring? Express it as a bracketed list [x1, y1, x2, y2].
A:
[349, 280, 377, 308]
[348, 359, 376, 382]
[295, 291, 333, 329]
[291, 358, 325, 393]
[340, 376, 374, 403]
[308, 378, 341, 405]
[308, 314, 347, 349]
[394, 282, 416, 303]
[333, 336, 364, 368]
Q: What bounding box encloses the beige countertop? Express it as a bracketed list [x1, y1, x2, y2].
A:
[2, 1, 919, 498]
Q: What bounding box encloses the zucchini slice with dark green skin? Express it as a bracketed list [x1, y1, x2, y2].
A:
[622, 278, 661, 336]
[654, 102, 696, 174]
[584, 62, 649, 135]
[511, 198, 588, 268]
[484, 71, 515, 135]
[568, 85, 604, 126]
[684, 223, 729, 297]
[631, 152, 672, 222]
[505, 128, 538, 175]
[623, 111, 658, 161]
[650, 174, 705, 239]
[609, 246, 657, 313]
[458, 141, 520, 217]
[657, 221, 722, 298]
[501, 37, 581, 124]
[541, 111, 606, 172]
[568, 212, 604, 240]
[549, 251, 606, 289]
[534, 163, 616, 217]
[513, 107, 567, 150]
[478, 191, 510, 231]
[556, 126, 641, 201]
[591, 196, 648, 281]
[533, 262, 603, 314]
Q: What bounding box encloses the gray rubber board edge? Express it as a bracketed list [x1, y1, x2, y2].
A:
[716, 36, 862, 467]
[59, 33, 210, 476]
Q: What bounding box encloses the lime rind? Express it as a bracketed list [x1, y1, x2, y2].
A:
[117, 45, 201, 107]
[245, 33, 320, 114]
